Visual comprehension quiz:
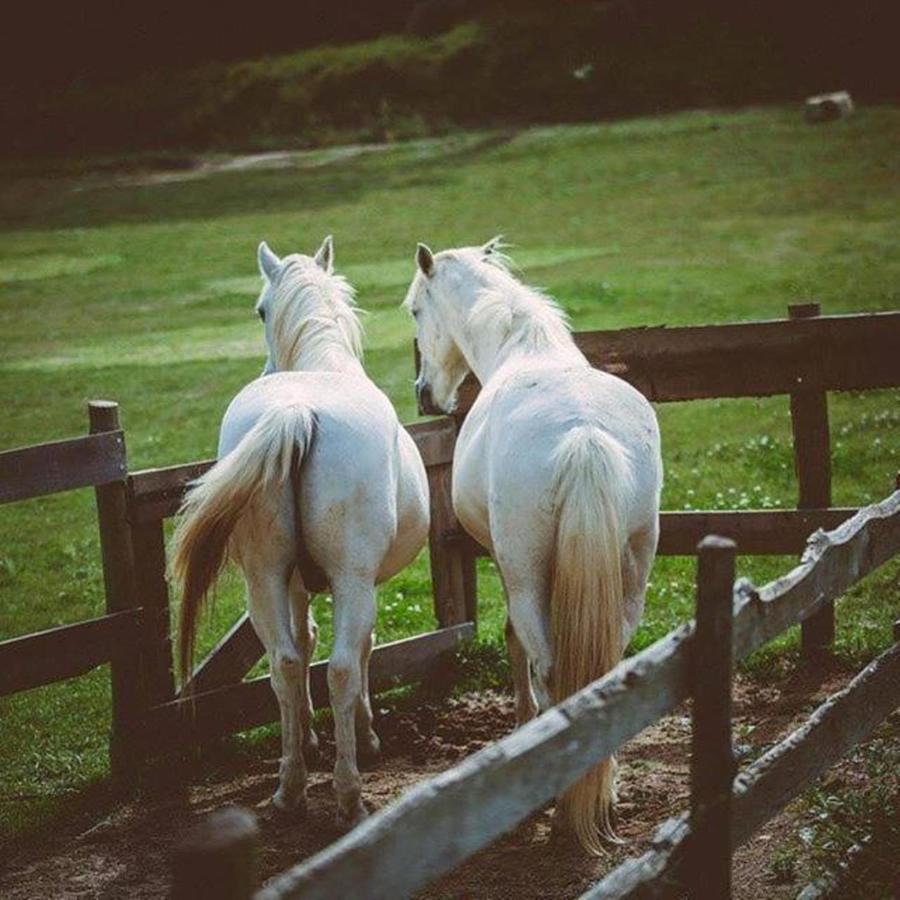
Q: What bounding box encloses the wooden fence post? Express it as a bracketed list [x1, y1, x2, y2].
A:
[427, 463, 473, 627]
[689, 535, 737, 900]
[89, 401, 142, 785]
[789, 302, 835, 660]
[131, 519, 176, 706]
[172, 807, 260, 900]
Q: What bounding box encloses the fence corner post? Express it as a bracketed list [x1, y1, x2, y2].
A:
[172, 806, 260, 900]
[689, 535, 737, 900]
[88, 400, 142, 787]
[788, 302, 835, 661]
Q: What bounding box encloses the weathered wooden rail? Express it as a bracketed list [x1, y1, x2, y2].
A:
[1, 306, 898, 792]
[187, 488, 900, 899]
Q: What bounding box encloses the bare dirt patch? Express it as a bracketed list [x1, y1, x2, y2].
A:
[0, 662, 864, 898]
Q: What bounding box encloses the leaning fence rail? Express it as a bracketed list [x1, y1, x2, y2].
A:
[237, 489, 900, 900]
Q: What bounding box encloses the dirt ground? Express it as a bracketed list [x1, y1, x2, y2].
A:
[0, 662, 862, 899]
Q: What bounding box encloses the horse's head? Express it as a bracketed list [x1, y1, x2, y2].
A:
[404, 237, 505, 414]
[254, 236, 361, 374]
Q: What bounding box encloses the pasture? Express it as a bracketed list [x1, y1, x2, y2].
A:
[1, 106, 899, 888]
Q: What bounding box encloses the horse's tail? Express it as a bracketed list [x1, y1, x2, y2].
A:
[172, 404, 315, 684]
[550, 424, 631, 855]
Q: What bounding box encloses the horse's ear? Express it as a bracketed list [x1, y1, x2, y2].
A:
[314, 234, 334, 273]
[482, 235, 504, 257]
[258, 241, 281, 280]
[416, 242, 435, 278]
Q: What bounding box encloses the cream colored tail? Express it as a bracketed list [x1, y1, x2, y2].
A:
[550, 425, 631, 855]
[172, 404, 315, 684]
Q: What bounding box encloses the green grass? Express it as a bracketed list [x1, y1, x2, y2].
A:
[1, 106, 899, 841]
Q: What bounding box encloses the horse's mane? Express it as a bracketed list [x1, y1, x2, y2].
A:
[270, 258, 364, 370]
[465, 248, 573, 355]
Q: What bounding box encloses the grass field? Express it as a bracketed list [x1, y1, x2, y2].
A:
[1, 106, 899, 842]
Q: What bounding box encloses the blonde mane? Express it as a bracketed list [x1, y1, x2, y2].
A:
[270, 259, 364, 371]
[465, 250, 573, 357]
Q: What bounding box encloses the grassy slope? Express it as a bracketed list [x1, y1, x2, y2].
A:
[1, 107, 898, 839]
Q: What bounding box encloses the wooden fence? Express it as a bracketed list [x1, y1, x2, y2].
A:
[183, 487, 900, 899]
[1, 306, 898, 789]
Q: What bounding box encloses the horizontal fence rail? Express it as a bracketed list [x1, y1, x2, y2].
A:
[137, 624, 474, 753]
[0, 609, 142, 696]
[254, 488, 900, 900]
[442, 310, 900, 414]
[454, 508, 859, 558]
[0, 430, 126, 504]
[585, 638, 900, 899]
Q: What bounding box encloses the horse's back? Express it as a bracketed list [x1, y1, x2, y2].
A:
[220, 371, 427, 580]
[456, 362, 661, 548]
[219, 371, 395, 457]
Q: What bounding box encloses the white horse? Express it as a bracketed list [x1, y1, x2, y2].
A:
[404, 239, 662, 853]
[173, 237, 429, 827]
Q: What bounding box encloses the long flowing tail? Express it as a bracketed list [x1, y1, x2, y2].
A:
[172, 404, 315, 684]
[550, 424, 631, 855]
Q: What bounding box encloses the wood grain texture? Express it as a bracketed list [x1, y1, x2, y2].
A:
[454, 508, 858, 559]
[583, 637, 899, 900]
[442, 310, 900, 414]
[689, 537, 736, 900]
[732, 640, 900, 847]
[0, 430, 126, 505]
[132, 519, 176, 705]
[0, 610, 142, 697]
[140, 623, 474, 752]
[426, 464, 470, 627]
[183, 613, 264, 697]
[255, 626, 693, 900]
[257, 490, 899, 900]
[89, 401, 142, 784]
[579, 815, 690, 899]
[788, 304, 836, 658]
[732, 489, 900, 661]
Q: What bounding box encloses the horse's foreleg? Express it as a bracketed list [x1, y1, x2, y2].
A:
[506, 616, 538, 726]
[289, 573, 319, 759]
[328, 576, 377, 828]
[247, 570, 308, 814]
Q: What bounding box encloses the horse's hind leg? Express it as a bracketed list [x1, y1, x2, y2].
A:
[288, 572, 319, 759]
[506, 616, 538, 726]
[622, 522, 659, 651]
[246, 567, 308, 814]
[355, 630, 380, 765]
[328, 574, 377, 828]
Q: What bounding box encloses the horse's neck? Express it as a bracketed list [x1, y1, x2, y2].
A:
[463, 323, 585, 386]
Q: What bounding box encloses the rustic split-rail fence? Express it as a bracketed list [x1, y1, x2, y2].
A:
[2, 305, 900, 897]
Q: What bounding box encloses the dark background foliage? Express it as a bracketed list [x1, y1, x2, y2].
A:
[2, 0, 896, 157]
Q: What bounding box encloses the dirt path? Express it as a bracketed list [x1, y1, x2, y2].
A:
[0, 664, 856, 898]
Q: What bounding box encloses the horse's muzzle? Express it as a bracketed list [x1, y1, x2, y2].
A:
[417, 382, 443, 416]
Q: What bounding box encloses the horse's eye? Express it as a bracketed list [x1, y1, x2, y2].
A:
[257, 308, 266, 323]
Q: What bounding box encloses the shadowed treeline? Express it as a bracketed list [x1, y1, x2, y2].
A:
[2, 0, 896, 159]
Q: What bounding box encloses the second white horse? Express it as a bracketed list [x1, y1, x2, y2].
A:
[405, 239, 662, 853]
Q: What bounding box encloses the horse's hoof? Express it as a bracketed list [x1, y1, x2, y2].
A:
[334, 800, 368, 832]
